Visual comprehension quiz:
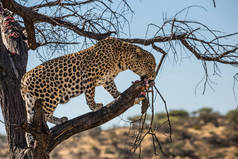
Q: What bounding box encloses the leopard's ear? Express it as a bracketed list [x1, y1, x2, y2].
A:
[136, 48, 143, 57]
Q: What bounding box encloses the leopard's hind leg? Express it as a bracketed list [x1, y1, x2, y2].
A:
[42, 101, 68, 125]
[46, 114, 68, 125]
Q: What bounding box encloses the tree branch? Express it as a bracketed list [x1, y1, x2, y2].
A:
[48, 80, 153, 152]
[23, 17, 37, 50]
[30, 0, 62, 9]
[119, 22, 238, 67]
[213, 0, 216, 8]
[22, 99, 50, 159]
[119, 34, 186, 46]
[2, 0, 115, 49]
[30, 0, 97, 10]
[180, 38, 238, 65]
[22, 80, 153, 154]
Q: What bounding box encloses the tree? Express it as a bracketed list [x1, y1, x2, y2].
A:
[194, 107, 220, 126]
[226, 109, 238, 130]
[0, 0, 237, 158]
[0, 7, 28, 158]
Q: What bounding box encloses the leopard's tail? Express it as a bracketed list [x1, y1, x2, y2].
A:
[20, 74, 29, 96]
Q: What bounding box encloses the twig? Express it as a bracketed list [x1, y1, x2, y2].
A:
[154, 85, 172, 142]
[155, 52, 167, 77]
[213, 0, 216, 8]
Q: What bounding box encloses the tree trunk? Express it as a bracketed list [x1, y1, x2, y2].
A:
[0, 9, 28, 158]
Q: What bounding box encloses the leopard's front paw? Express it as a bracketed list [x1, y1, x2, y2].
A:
[91, 103, 103, 112]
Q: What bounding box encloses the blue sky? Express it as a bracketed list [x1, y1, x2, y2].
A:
[0, 0, 238, 134]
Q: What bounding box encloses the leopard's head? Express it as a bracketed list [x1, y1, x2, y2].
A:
[127, 47, 156, 81]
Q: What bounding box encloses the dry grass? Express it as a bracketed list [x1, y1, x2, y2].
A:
[1, 114, 238, 159]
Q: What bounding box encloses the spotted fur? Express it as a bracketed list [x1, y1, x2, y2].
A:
[21, 37, 156, 146]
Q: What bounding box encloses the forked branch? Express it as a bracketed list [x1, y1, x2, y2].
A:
[1, 0, 129, 49]
[119, 18, 238, 69]
[22, 80, 154, 155]
[48, 80, 154, 152]
[22, 99, 50, 159]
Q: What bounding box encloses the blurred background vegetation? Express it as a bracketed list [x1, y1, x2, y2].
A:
[1, 107, 238, 159]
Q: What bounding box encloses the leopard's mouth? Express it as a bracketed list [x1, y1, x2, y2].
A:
[140, 75, 154, 82]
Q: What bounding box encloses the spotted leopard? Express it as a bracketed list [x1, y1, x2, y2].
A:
[21, 37, 156, 145]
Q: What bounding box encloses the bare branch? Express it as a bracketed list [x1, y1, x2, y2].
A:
[155, 53, 166, 77]
[23, 17, 37, 49]
[30, 0, 97, 9]
[119, 17, 238, 69]
[213, 0, 216, 8]
[48, 80, 154, 152]
[30, 0, 62, 10]
[36, 41, 80, 48]
[2, 0, 124, 50]
[180, 38, 238, 65]
[128, 85, 172, 158]
[22, 99, 50, 159]
[119, 34, 186, 46]
[154, 85, 172, 142]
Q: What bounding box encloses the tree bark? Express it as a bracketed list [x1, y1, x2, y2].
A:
[0, 9, 28, 158]
[48, 80, 150, 152]
[20, 80, 151, 158]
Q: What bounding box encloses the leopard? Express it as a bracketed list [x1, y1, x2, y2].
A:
[20, 37, 156, 146]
